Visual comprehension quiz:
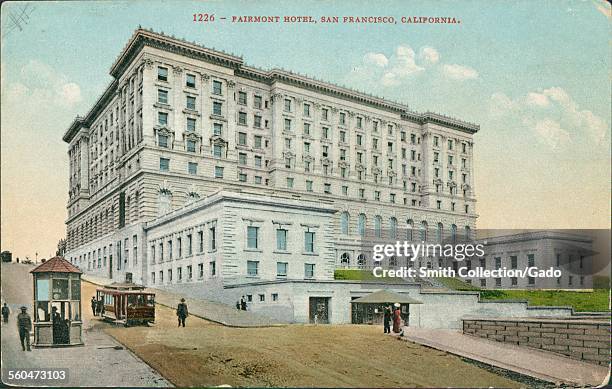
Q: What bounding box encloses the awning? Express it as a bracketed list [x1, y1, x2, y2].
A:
[352, 290, 423, 304]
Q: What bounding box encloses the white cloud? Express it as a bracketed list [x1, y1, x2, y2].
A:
[363, 52, 388, 67]
[525, 92, 550, 107]
[348, 44, 476, 87]
[9, 60, 82, 108]
[419, 46, 440, 65]
[533, 119, 571, 150]
[442, 64, 479, 80]
[489, 86, 609, 150]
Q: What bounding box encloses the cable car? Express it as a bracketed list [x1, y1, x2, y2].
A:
[95, 282, 155, 326]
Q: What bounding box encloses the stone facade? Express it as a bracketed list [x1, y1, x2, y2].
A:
[463, 317, 610, 365]
[63, 28, 479, 281]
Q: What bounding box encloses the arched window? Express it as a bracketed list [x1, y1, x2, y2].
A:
[340, 252, 350, 267]
[374, 216, 382, 238]
[406, 219, 414, 241]
[358, 214, 366, 237]
[340, 212, 350, 235]
[437, 222, 443, 243]
[451, 224, 457, 244]
[465, 226, 471, 241]
[389, 217, 397, 239]
[420, 221, 428, 241]
[389, 256, 397, 267]
[357, 254, 366, 268]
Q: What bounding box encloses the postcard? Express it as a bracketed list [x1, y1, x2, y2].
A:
[1, 1, 610, 388]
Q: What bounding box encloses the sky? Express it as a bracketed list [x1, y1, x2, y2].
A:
[1, 0, 610, 261]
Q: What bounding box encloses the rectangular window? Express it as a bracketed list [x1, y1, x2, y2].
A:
[284, 118, 291, 131]
[212, 80, 222, 95]
[198, 231, 204, 252]
[254, 135, 262, 149]
[322, 108, 328, 120]
[159, 158, 170, 171]
[210, 227, 216, 251]
[239, 173, 247, 182]
[527, 254, 535, 267]
[284, 99, 292, 112]
[272, 293, 279, 301]
[158, 67, 168, 81]
[254, 155, 262, 167]
[306, 180, 313, 192]
[198, 263, 204, 278]
[187, 265, 193, 279]
[186, 118, 196, 132]
[158, 134, 168, 148]
[158, 112, 168, 125]
[186, 96, 196, 110]
[304, 231, 315, 253]
[303, 103, 310, 116]
[238, 152, 247, 165]
[254, 115, 262, 128]
[254, 95, 262, 109]
[286, 177, 294, 188]
[277, 262, 288, 277]
[186, 140, 196, 152]
[213, 123, 222, 136]
[213, 101, 222, 116]
[511, 277, 518, 286]
[186, 74, 196, 88]
[238, 91, 247, 105]
[158, 89, 168, 104]
[213, 145, 223, 158]
[214, 166, 224, 178]
[276, 229, 288, 250]
[238, 111, 247, 125]
[188, 162, 198, 175]
[210, 261, 216, 276]
[305, 263, 315, 278]
[247, 260, 259, 276]
[247, 226, 259, 249]
[511, 256, 517, 269]
[238, 132, 247, 145]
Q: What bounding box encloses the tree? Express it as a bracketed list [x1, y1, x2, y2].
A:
[56, 239, 66, 257]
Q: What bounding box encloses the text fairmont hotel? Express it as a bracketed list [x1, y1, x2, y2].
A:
[62, 28, 584, 325]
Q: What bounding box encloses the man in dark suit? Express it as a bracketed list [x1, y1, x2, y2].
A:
[176, 298, 188, 327]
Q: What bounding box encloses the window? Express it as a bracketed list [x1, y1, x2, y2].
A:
[389, 217, 397, 239]
[186, 234, 192, 256]
[342, 186, 348, 196]
[159, 158, 170, 171]
[238, 111, 247, 125]
[158, 134, 168, 148]
[511, 277, 518, 286]
[303, 103, 310, 116]
[239, 173, 247, 182]
[254, 115, 262, 128]
[284, 118, 291, 131]
[254, 95, 262, 109]
[198, 263, 204, 278]
[198, 231, 204, 253]
[495, 257, 501, 269]
[323, 183, 331, 194]
[284, 98, 292, 112]
[528, 276, 535, 285]
[511, 256, 517, 269]
[213, 144, 223, 158]
[213, 101, 222, 116]
[210, 227, 216, 250]
[168, 269, 172, 282]
[158, 89, 168, 104]
[254, 135, 262, 149]
[340, 212, 349, 235]
[480, 279, 486, 287]
[210, 261, 216, 276]
[238, 91, 247, 105]
[306, 180, 313, 192]
[527, 254, 535, 267]
[358, 214, 366, 237]
[254, 155, 262, 167]
[186, 140, 196, 152]
[448, 139, 453, 150]
[186, 96, 196, 110]
[247, 226, 259, 249]
[286, 177, 294, 188]
[238, 132, 247, 145]
[213, 123, 222, 136]
[304, 231, 315, 253]
[188, 162, 198, 175]
[186, 74, 196, 88]
[276, 229, 288, 250]
[305, 263, 315, 278]
[374, 216, 382, 238]
[272, 293, 279, 302]
[158, 112, 168, 125]
[254, 176, 262, 184]
[339, 112, 346, 125]
[277, 262, 288, 277]
[480, 258, 486, 269]
[322, 108, 328, 120]
[238, 153, 247, 165]
[495, 278, 502, 287]
[212, 80, 222, 95]
[247, 260, 259, 276]
[214, 166, 224, 178]
[157, 67, 168, 81]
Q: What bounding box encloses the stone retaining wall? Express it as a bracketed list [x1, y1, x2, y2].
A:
[463, 317, 610, 366]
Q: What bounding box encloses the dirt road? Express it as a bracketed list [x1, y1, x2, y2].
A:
[97, 276, 522, 388]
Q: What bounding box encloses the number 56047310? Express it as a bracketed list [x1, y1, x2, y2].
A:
[193, 13, 215, 22]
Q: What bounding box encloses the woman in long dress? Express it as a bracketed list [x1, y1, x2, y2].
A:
[392, 305, 402, 333]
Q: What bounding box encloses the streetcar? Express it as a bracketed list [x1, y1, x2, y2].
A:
[95, 282, 155, 326]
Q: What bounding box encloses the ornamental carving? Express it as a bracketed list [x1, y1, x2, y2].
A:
[461, 183, 471, 190]
[302, 155, 314, 162]
[330, 107, 338, 113]
[338, 161, 349, 169]
[271, 93, 284, 101]
[183, 132, 201, 141]
[355, 164, 365, 172]
[172, 65, 183, 74]
[447, 181, 457, 188]
[372, 166, 382, 175]
[321, 157, 331, 165]
[142, 57, 154, 69]
[155, 126, 174, 137]
[201, 73, 210, 81]
[387, 170, 396, 177]
[282, 151, 295, 159]
[210, 136, 227, 146]
[227, 80, 236, 88]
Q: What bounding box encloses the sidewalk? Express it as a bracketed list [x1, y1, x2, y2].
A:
[403, 327, 609, 387]
[83, 275, 285, 327]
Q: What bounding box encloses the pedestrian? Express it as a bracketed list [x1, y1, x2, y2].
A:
[240, 296, 247, 311]
[2, 303, 10, 323]
[91, 296, 97, 316]
[176, 298, 188, 327]
[392, 303, 402, 334]
[17, 306, 32, 351]
[383, 305, 392, 334]
[97, 297, 104, 316]
[235, 300, 240, 310]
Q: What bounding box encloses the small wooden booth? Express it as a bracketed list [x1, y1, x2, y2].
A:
[351, 289, 422, 325]
[96, 282, 155, 326]
[30, 256, 83, 347]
